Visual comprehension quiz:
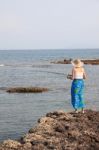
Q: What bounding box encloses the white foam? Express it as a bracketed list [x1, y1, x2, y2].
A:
[0, 64, 4, 67]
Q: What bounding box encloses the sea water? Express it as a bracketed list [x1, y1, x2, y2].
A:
[0, 49, 99, 141]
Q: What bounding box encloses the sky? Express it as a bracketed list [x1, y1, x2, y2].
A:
[0, 0, 99, 50]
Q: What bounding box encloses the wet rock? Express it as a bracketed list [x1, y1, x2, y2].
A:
[6, 87, 48, 93]
[52, 59, 99, 65]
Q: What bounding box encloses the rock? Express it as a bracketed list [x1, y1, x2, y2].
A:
[6, 87, 48, 93]
[52, 59, 99, 65]
[0, 139, 21, 150]
[0, 109, 99, 150]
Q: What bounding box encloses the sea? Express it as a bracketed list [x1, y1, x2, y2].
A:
[0, 49, 99, 142]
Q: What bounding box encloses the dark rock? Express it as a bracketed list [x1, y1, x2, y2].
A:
[0, 109, 99, 150]
[6, 87, 48, 93]
[52, 59, 99, 65]
[54, 123, 66, 133]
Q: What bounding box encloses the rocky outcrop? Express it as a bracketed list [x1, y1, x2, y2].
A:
[82, 59, 99, 65]
[6, 87, 48, 93]
[52, 59, 99, 65]
[0, 110, 99, 150]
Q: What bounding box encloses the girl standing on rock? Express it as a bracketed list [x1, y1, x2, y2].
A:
[70, 59, 87, 113]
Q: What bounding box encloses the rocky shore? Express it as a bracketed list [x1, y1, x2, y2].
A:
[52, 59, 99, 65]
[0, 109, 99, 150]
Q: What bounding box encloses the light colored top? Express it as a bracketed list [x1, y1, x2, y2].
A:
[74, 74, 83, 79]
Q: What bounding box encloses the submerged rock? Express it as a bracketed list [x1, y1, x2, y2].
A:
[6, 87, 48, 93]
[52, 59, 99, 65]
[0, 109, 99, 150]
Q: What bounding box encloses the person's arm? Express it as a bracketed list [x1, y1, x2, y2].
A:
[72, 68, 75, 80]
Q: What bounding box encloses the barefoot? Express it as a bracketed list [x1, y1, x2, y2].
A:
[82, 110, 85, 113]
[75, 109, 78, 113]
[82, 108, 85, 113]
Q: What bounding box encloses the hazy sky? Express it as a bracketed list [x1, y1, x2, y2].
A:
[0, 0, 99, 49]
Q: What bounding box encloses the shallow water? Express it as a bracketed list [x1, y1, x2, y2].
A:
[0, 49, 99, 141]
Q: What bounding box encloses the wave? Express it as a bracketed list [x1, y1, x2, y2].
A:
[0, 63, 52, 68]
[0, 64, 4, 67]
